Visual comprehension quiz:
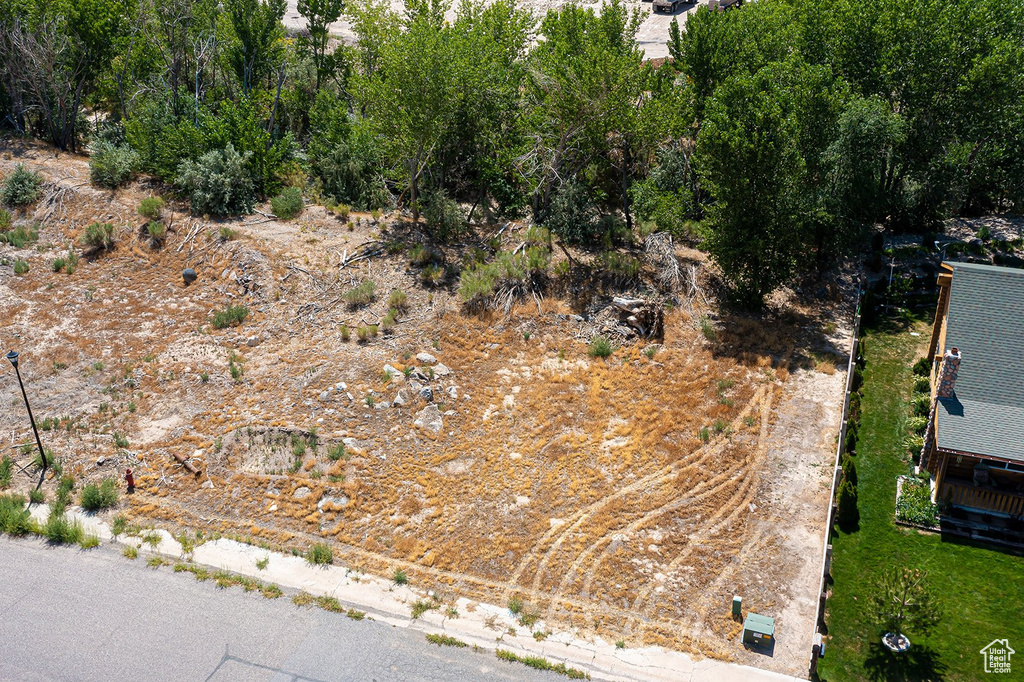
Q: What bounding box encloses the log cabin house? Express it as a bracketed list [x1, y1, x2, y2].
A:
[921, 262, 1024, 518]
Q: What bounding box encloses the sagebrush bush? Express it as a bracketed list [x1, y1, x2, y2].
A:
[270, 186, 304, 220]
[137, 196, 166, 220]
[89, 141, 139, 188]
[176, 144, 256, 216]
[344, 280, 376, 308]
[1, 164, 42, 206]
[387, 289, 408, 312]
[80, 478, 119, 511]
[211, 304, 249, 329]
[80, 222, 115, 250]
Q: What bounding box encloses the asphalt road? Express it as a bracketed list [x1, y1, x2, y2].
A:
[0, 538, 557, 682]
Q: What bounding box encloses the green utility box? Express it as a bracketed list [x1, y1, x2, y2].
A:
[742, 613, 775, 646]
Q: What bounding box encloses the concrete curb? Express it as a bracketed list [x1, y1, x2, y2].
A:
[28, 504, 802, 682]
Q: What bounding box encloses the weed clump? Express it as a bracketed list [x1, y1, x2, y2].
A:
[588, 336, 613, 358]
[0, 494, 32, 535]
[306, 542, 333, 565]
[344, 280, 376, 308]
[0, 224, 39, 247]
[138, 196, 166, 220]
[80, 222, 116, 250]
[80, 478, 119, 511]
[211, 304, 249, 329]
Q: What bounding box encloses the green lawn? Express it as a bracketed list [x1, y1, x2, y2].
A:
[818, 314, 1024, 682]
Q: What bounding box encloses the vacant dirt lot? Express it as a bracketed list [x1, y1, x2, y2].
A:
[0, 141, 848, 677]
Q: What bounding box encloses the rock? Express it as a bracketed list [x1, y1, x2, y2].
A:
[335, 382, 347, 391]
[418, 386, 434, 402]
[182, 268, 198, 285]
[383, 364, 401, 378]
[393, 388, 412, 406]
[416, 352, 438, 365]
[411, 370, 429, 383]
[433, 363, 451, 376]
[408, 380, 424, 392]
[515, 496, 530, 506]
[202, 480, 214, 489]
[445, 386, 458, 399]
[317, 495, 349, 511]
[346, 392, 354, 402]
[96, 456, 106, 466]
[319, 391, 330, 402]
[266, 484, 281, 497]
[374, 401, 390, 410]
[414, 404, 443, 433]
[246, 335, 259, 347]
[293, 486, 312, 499]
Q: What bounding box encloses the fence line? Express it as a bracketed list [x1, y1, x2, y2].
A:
[808, 290, 863, 677]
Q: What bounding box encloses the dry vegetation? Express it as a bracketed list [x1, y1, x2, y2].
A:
[0, 141, 850, 675]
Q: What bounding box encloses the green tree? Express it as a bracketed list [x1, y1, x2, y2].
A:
[870, 566, 940, 643]
[297, 0, 344, 91]
[836, 478, 859, 531]
[224, 0, 285, 95]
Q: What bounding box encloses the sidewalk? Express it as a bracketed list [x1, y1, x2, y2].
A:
[30, 504, 804, 682]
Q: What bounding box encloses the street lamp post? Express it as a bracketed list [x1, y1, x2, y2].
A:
[6, 351, 48, 488]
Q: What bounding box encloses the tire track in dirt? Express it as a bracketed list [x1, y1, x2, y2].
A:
[506, 384, 770, 599]
[547, 462, 752, 617]
[132, 492, 699, 635]
[629, 384, 778, 637]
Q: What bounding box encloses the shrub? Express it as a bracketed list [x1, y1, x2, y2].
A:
[841, 453, 858, 487]
[80, 222, 116, 250]
[844, 426, 858, 456]
[913, 392, 931, 417]
[422, 190, 464, 241]
[327, 443, 346, 461]
[393, 568, 408, 585]
[913, 376, 931, 393]
[80, 478, 119, 511]
[543, 178, 600, 245]
[80, 534, 101, 549]
[0, 456, 11, 489]
[137, 197, 166, 220]
[211, 304, 249, 329]
[379, 309, 397, 334]
[912, 357, 932, 377]
[270, 186, 304, 220]
[1, 164, 42, 206]
[89, 142, 139, 188]
[146, 221, 166, 241]
[176, 144, 256, 216]
[699, 317, 717, 342]
[387, 289, 408, 312]
[588, 336, 614, 358]
[599, 251, 642, 281]
[306, 542, 333, 565]
[0, 224, 38, 247]
[344, 280, 376, 308]
[339, 324, 350, 342]
[0, 208, 11, 229]
[836, 479, 859, 531]
[508, 596, 524, 615]
[219, 227, 239, 241]
[29, 488, 45, 504]
[420, 264, 446, 287]
[0, 494, 32, 535]
[52, 257, 66, 272]
[907, 415, 929, 435]
[13, 260, 29, 275]
[896, 477, 939, 526]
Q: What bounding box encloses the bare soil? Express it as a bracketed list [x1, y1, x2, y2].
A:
[0, 140, 850, 677]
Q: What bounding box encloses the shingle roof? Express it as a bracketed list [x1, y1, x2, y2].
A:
[936, 263, 1024, 463]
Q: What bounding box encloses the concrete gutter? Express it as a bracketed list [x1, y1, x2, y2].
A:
[28, 504, 802, 682]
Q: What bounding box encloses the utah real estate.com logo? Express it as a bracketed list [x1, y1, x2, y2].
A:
[980, 639, 1014, 674]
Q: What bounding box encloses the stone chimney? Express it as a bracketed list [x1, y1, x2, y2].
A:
[937, 347, 961, 398]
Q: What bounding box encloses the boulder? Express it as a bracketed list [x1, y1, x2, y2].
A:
[418, 386, 434, 402]
[416, 352, 438, 365]
[433, 363, 451, 376]
[445, 386, 458, 399]
[393, 388, 412, 406]
[414, 404, 443, 434]
[383, 364, 401, 378]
